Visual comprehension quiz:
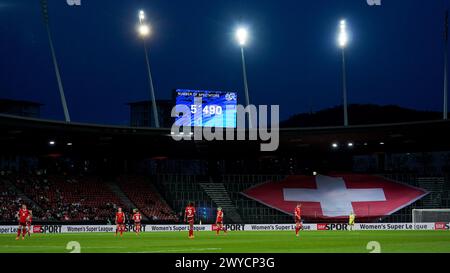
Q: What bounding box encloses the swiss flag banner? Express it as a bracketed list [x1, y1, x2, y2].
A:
[242, 174, 428, 221]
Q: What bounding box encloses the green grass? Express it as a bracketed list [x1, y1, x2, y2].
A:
[0, 231, 449, 253]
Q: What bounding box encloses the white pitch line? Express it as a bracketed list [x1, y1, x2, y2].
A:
[126, 248, 222, 253]
[0, 246, 63, 249]
[0, 245, 128, 249]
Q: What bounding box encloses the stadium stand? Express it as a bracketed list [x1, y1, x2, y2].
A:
[199, 182, 243, 223]
[117, 175, 178, 222]
[1, 171, 450, 224]
[443, 178, 450, 207]
[379, 174, 450, 222]
[0, 178, 21, 221]
[154, 173, 450, 224]
[0, 173, 180, 223]
[222, 174, 293, 223]
[154, 174, 217, 222]
[0, 174, 43, 221]
[416, 177, 445, 208]
[10, 174, 127, 221]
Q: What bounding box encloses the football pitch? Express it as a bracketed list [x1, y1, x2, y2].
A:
[0, 231, 449, 253]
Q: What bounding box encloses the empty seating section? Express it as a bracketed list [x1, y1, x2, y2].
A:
[380, 174, 450, 222]
[383, 173, 419, 187]
[416, 177, 446, 208]
[117, 176, 177, 222]
[154, 174, 215, 217]
[383, 174, 450, 206]
[443, 175, 450, 207]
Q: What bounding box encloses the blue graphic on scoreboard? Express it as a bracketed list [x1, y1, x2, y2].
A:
[174, 89, 237, 128]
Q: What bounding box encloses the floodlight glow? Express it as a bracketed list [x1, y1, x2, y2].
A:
[139, 10, 145, 21]
[332, 143, 339, 148]
[348, 142, 354, 147]
[49, 141, 55, 146]
[139, 24, 150, 37]
[236, 27, 248, 46]
[338, 19, 348, 48]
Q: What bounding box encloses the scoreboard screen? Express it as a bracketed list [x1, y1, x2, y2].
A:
[174, 89, 237, 128]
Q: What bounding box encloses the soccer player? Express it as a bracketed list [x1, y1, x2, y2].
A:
[132, 209, 142, 235]
[215, 207, 227, 235]
[294, 203, 302, 237]
[349, 212, 356, 231]
[184, 202, 196, 239]
[27, 210, 33, 237]
[16, 204, 29, 240]
[115, 207, 126, 237]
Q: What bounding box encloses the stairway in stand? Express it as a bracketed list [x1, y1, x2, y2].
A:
[199, 182, 243, 223]
[106, 182, 149, 221]
[1, 178, 42, 210]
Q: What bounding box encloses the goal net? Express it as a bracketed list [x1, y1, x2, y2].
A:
[412, 209, 450, 223]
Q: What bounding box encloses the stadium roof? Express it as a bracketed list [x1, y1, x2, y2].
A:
[0, 99, 43, 106]
[1, 114, 449, 159]
[127, 100, 173, 106]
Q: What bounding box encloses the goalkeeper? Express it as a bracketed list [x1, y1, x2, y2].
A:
[348, 212, 356, 231]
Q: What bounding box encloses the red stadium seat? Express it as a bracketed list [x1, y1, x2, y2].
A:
[118, 175, 177, 222]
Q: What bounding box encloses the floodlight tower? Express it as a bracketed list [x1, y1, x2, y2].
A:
[138, 10, 160, 128]
[444, 10, 448, 120]
[338, 19, 349, 127]
[235, 27, 253, 128]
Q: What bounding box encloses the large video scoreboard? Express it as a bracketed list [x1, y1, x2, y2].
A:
[174, 89, 237, 128]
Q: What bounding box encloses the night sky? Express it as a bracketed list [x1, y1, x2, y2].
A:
[0, 0, 447, 125]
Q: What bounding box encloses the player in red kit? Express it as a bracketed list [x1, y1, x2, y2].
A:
[215, 207, 227, 235]
[16, 204, 29, 240]
[26, 210, 33, 237]
[132, 209, 142, 235]
[115, 207, 126, 237]
[184, 202, 196, 239]
[294, 203, 302, 237]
